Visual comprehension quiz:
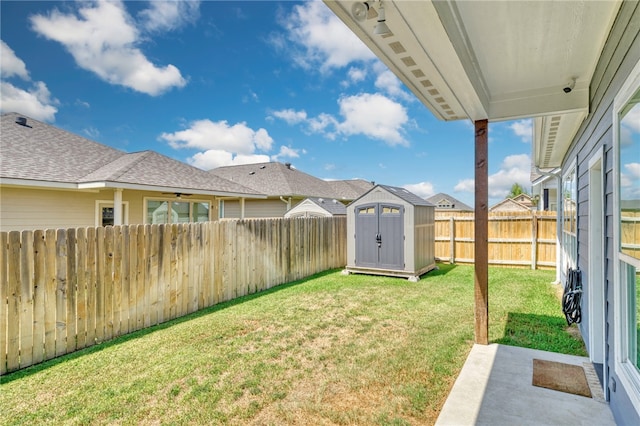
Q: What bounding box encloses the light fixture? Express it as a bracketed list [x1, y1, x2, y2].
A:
[351, 1, 370, 22]
[374, 1, 392, 36]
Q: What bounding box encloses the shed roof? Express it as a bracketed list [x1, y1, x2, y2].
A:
[357, 184, 434, 207]
[0, 113, 262, 197]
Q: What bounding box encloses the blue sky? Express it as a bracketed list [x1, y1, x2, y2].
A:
[1, 0, 536, 206]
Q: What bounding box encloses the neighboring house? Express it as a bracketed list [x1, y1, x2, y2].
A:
[0, 113, 264, 232]
[209, 162, 370, 218]
[284, 198, 347, 218]
[325, 1, 640, 423]
[326, 179, 374, 201]
[531, 168, 560, 212]
[425, 193, 473, 213]
[489, 198, 533, 213]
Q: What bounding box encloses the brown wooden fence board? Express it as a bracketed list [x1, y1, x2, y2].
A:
[2, 217, 344, 373]
[0, 232, 7, 375]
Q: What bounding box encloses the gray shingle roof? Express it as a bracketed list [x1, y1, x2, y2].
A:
[425, 192, 474, 211]
[307, 198, 347, 215]
[376, 184, 434, 206]
[326, 179, 374, 200]
[209, 162, 339, 199]
[1, 113, 262, 196]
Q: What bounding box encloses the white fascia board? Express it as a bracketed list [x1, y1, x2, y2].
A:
[0, 177, 79, 190]
[78, 181, 267, 199]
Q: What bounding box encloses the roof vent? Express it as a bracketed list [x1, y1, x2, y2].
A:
[249, 171, 256, 175]
[285, 162, 292, 169]
[260, 165, 266, 169]
[15, 117, 29, 127]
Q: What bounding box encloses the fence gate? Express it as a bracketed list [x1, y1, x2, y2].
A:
[354, 203, 404, 270]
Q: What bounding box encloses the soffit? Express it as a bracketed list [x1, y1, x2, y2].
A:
[324, 0, 621, 168]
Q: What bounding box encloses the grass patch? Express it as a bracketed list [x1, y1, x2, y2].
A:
[0, 264, 584, 425]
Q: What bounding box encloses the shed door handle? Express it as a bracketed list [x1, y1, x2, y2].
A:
[376, 233, 382, 247]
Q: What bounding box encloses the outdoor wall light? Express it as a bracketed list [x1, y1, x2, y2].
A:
[351, 1, 392, 36]
[373, 2, 392, 36]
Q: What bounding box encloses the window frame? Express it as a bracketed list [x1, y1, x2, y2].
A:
[95, 200, 129, 227]
[144, 197, 211, 225]
[613, 57, 640, 414]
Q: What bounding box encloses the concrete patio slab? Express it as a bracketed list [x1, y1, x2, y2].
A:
[436, 344, 615, 426]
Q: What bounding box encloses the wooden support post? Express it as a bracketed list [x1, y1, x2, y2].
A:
[474, 119, 489, 345]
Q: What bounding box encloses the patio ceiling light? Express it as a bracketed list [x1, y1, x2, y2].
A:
[373, 2, 392, 36]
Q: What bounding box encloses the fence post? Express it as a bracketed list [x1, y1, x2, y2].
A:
[531, 212, 538, 270]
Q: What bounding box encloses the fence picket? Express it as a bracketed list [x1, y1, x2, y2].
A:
[0, 233, 7, 374]
[3, 217, 349, 373]
[33, 230, 46, 363]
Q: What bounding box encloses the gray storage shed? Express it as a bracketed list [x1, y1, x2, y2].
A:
[284, 198, 347, 218]
[345, 184, 436, 281]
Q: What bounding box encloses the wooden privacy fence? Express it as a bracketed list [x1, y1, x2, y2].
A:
[1, 217, 347, 375]
[434, 211, 557, 269]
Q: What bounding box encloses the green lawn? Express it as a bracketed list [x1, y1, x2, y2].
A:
[0, 263, 585, 425]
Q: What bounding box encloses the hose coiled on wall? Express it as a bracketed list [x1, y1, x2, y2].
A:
[562, 267, 582, 325]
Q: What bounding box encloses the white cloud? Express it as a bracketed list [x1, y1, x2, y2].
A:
[160, 119, 273, 154]
[624, 162, 640, 180]
[403, 182, 435, 199]
[276, 1, 375, 73]
[374, 68, 413, 102]
[161, 119, 277, 170]
[138, 0, 200, 33]
[30, 1, 186, 96]
[509, 119, 533, 143]
[348, 67, 367, 83]
[454, 154, 532, 199]
[621, 105, 640, 133]
[270, 93, 408, 146]
[271, 108, 308, 125]
[336, 93, 408, 146]
[0, 40, 58, 121]
[0, 81, 58, 122]
[188, 150, 270, 170]
[0, 40, 29, 80]
[454, 178, 475, 193]
[272, 145, 301, 162]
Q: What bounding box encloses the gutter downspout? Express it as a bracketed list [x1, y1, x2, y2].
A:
[280, 196, 292, 211]
[535, 167, 562, 284]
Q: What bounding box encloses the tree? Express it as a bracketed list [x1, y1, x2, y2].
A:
[508, 183, 527, 198]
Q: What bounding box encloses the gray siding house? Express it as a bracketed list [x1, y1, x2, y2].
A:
[325, 1, 640, 422]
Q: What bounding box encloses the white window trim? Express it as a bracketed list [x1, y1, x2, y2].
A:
[143, 197, 212, 224]
[612, 57, 640, 414]
[95, 200, 129, 227]
[561, 158, 578, 278]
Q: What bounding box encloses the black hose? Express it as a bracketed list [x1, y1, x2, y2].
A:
[562, 268, 582, 325]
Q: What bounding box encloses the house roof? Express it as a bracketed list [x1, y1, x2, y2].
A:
[323, 1, 621, 169]
[489, 198, 532, 212]
[0, 113, 263, 197]
[326, 179, 374, 200]
[303, 198, 348, 215]
[208, 162, 340, 199]
[425, 192, 474, 211]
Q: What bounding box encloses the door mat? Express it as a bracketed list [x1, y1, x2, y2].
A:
[532, 359, 592, 398]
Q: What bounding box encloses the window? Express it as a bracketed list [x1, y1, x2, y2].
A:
[562, 164, 577, 271]
[614, 59, 640, 411]
[382, 206, 400, 214]
[358, 206, 376, 215]
[145, 199, 211, 224]
[95, 200, 128, 227]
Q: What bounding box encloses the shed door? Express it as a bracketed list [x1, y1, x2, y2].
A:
[354, 203, 404, 270]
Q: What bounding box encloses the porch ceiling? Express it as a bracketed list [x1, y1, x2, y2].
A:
[324, 0, 621, 168]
